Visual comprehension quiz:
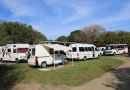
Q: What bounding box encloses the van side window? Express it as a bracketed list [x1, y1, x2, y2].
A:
[49, 49, 54, 54]
[101, 48, 104, 51]
[79, 47, 85, 52]
[32, 48, 35, 55]
[13, 49, 16, 53]
[92, 47, 94, 51]
[8, 49, 11, 52]
[85, 47, 88, 51]
[88, 47, 93, 51]
[72, 47, 77, 52]
[95, 48, 98, 51]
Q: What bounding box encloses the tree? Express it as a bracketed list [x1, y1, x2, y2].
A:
[82, 24, 106, 43]
[68, 30, 87, 42]
[56, 36, 68, 42]
[56, 24, 130, 46]
[0, 21, 47, 45]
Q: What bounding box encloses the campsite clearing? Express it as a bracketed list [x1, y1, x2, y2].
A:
[0, 56, 125, 90]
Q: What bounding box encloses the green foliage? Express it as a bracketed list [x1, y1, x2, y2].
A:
[56, 36, 68, 42]
[57, 25, 130, 46]
[97, 31, 130, 45]
[0, 21, 47, 45]
[57, 25, 106, 44]
[68, 30, 87, 42]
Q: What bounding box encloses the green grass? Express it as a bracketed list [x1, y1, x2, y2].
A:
[0, 56, 125, 88]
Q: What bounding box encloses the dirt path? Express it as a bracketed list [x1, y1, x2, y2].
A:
[71, 56, 130, 90]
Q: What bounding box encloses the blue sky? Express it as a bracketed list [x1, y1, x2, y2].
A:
[0, 0, 130, 39]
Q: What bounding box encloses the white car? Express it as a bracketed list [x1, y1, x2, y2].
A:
[104, 44, 128, 55]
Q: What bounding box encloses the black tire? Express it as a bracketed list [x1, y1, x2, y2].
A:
[83, 56, 87, 60]
[60, 60, 64, 65]
[41, 62, 47, 68]
[113, 52, 116, 55]
[0, 58, 3, 62]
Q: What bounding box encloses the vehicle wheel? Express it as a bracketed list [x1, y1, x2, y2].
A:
[41, 62, 47, 68]
[113, 52, 116, 55]
[0, 58, 3, 61]
[61, 60, 64, 65]
[83, 56, 87, 60]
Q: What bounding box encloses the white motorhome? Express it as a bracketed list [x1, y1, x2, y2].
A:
[1, 44, 30, 62]
[66, 43, 99, 60]
[104, 44, 128, 55]
[28, 44, 70, 68]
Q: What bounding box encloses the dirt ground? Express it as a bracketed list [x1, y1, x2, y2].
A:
[11, 57, 130, 90]
[71, 56, 130, 90]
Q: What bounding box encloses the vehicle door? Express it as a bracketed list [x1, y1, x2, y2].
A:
[88, 47, 94, 58]
[79, 47, 85, 59]
[69, 47, 78, 59]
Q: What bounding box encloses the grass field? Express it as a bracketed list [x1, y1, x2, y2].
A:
[0, 56, 125, 89]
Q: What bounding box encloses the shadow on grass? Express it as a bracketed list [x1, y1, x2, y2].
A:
[103, 67, 130, 90]
[0, 64, 24, 90]
[113, 68, 130, 90]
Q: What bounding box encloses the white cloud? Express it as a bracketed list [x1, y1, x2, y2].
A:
[118, 2, 130, 19]
[42, 0, 60, 5]
[63, 0, 95, 24]
[41, 0, 95, 24]
[64, 5, 92, 23]
[2, 0, 130, 38]
[3, 0, 35, 17]
[88, 1, 130, 28]
[2, 0, 96, 24]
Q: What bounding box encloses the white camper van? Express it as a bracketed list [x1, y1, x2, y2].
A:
[1, 44, 30, 62]
[28, 44, 70, 68]
[66, 43, 99, 60]
[104, 44, 128, 55]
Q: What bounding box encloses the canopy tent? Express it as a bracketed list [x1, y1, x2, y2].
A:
[43, 44, 71, 52]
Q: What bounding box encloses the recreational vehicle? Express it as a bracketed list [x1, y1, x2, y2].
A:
[28, 44, 70, 68]
[104, 44, 128, 55]
[66, 43, 99, 60]
[1, 44, 30, 62]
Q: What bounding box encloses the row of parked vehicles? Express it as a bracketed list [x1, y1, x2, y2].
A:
[0, 43, 129, 68]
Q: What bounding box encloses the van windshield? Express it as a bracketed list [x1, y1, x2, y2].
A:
[17, 48, 28, 53]
[106, 46, 113, 50]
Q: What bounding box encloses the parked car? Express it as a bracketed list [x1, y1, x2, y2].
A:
[104, 44, 128, 55]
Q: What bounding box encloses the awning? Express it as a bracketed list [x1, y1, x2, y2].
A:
[43, 44, 71, 52]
